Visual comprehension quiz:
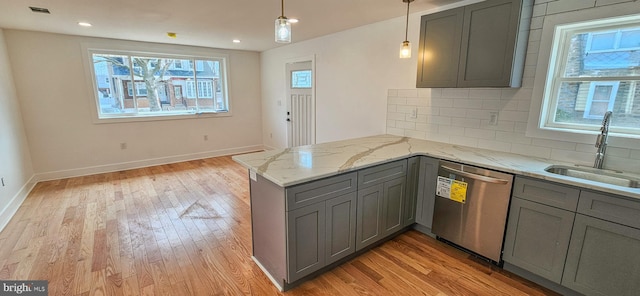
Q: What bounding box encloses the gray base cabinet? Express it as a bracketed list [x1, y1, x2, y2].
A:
[356, 176, 406, 251]
[506, 177, 640, 296]
[287, 191, 357, 283]
[251, 159, 412, 290]
[503, 197, 574, 283]
[403, 157, 420, 227]
[562, 214, 640, 296]
[415, 156, 439, 228]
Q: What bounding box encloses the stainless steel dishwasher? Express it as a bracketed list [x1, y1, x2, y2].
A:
[431, 160, 514, 264]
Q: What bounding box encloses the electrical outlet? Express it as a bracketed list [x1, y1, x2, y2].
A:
[120, 143, 127, 150]
[204, 135, 209, 141]
[489, 112, 499, 126]
[410, 107, 418, 119]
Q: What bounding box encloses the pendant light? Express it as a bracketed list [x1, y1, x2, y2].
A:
[400, 0, 414, 58]
[275, 0, 291, 43]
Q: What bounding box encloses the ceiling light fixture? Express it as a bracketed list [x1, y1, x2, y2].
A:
[288, 18, 299, 24]
[275, 0, 291, 43]
[400, 0, 414, 59]
[233, 39, 241, 43]
[78, 22, 92, 27]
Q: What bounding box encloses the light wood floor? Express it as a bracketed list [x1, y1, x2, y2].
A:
[0, 155, 559, 295]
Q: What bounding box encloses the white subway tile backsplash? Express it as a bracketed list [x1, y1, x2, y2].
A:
[532, 138, 577, 150]
[514, 122, 528, 133]
[387, 120, 396, 128]
[604, 147, 631, 158]
[478, 139, 512, 153]
[465, 128, 496, 140]
[404, 130, 427, 139]
[451, 117, 482, 128]
[431, 98, 454, 108]
[496, 131, 533, 145]
[453, 98, 484, 109]
[387, 104, 397, 112]
[630, 149, 640, 160]
[426, 116, 452, 125]
[419, 88, 441, 98]
[549, 149, 594, 165]
[450, 135, 479, 148]
[439, 125, 466, 136]
[440, 107, 467, 118]
[388, 97, 407, 105]
[387, 127, 404, 136]
[532, 3, 548, 17]
[388, 89, 398, 97]
[415, 123, 438, 133]
[387, 112, 406, 121]
[406, 115, 428, 123]
[442, 88, 470, 98]
[498, 111, 529, 122]
[547, 0, 595, 14]
[482, 99, 502, 110]
[469, 89, 502, 98]
[597, 0, 634, 6]
[512, 143, 551, 159]
[396, 121, 416, 130]
[406, 97, 431, 106]
[465, 109, 491, 120]
[397, 89, 418, 97]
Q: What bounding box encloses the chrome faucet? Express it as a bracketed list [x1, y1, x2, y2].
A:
[594, 111, 612, 169]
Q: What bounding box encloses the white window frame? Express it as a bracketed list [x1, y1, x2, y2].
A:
[82, 43, 231, 123]
[586, 28, 640, 53]
[527, 6, 640, 145]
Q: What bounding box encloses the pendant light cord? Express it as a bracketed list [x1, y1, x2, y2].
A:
[282, 0, 285, 17]
[404, 1, 410, 41]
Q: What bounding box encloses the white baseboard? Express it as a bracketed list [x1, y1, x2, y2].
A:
[0, 174, 37, 232]
[36, 144, 265, 181]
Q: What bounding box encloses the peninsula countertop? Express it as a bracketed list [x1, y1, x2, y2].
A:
[232, 134, 640, 200]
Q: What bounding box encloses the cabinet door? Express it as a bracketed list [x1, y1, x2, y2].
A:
[403, 157, 420, 227]
[416, 157, 439, 228]
[502, 197, 574, 283]
[325, 192, 357, 265]
[562, 214, 640, 296]
[286, 202, 326, 282]
[382, 177, 406, 236]
[356, 184, 383, 251]
[416, 7, 464, 88]
[458, 0, 521, 87]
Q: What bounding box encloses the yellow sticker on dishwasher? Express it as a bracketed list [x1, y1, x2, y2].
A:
[450, 180, 468, 203]
[436, 177, 467, 204]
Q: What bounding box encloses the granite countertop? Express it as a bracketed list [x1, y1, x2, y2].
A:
[232, 134, 640, 200]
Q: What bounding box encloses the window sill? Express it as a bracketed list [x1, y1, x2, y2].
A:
[92, 111, 232, 124]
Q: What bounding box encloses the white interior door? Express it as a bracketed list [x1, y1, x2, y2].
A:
[286, 60, 315, 147]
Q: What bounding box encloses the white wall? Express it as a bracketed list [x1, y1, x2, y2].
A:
[0, 29, 35, 230]
[4, 30, 263, 179]
[260, 0, 481, 149]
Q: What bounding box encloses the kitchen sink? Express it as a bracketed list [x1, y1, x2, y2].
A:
[545, 165, 640, 188]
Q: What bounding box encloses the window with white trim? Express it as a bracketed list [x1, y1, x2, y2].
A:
[541, 16, 640, 136]
[89, 50, 229, 119]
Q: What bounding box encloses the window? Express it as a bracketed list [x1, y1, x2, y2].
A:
[540, 15, 640, 136]
[89, 49, 229, 120]
[291, 70, 312, 88]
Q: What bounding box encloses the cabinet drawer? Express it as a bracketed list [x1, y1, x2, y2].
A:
[513, 177, 579, 211]
[358, 159, 407, 188]
[578, 191, 640, 229]
[286, 172, 357, 211]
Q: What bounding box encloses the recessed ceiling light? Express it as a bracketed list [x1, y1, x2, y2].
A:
[232, 39, 241, 43]
[29, 6, 50, 14]
[167, 32, 177, 38]
[288, 18, 299, 24]
[78, 22, 92, 27]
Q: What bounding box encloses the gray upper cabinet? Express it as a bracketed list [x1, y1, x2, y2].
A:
[415, 156, 439, 228]
[417, 0, 532, 88]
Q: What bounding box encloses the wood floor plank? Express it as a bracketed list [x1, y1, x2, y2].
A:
[0, 155, 559, 296]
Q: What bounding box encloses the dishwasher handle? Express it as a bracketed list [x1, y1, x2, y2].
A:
[440, 165, 509, 184]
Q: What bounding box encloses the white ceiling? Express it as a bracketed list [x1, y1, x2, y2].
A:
[0, 0, 465, 52]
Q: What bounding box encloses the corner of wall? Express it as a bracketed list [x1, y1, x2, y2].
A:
[0, 174, 37, 232]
